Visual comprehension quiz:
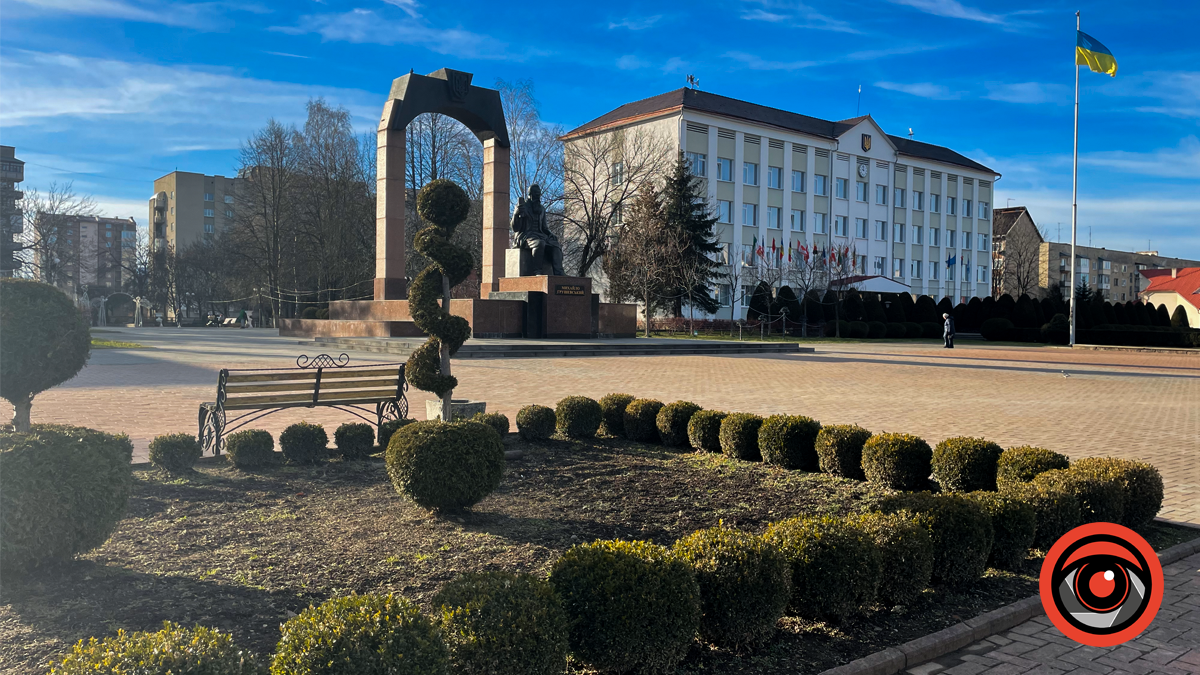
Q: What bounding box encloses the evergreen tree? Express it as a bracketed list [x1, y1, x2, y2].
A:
[1102, 300, 1117, 326]
[841, 289, 865, 322]
[864, 296, 888, 323]
[747, 281, 773, 322]
[661, 152, 722, 316]
[1113, 302, 1129, 326]
[773, 285, 801, 322]
[1155, 303, 1172, 327]
[1124, 300, 1143, 326]
[937, 296, 954, 319]
[1014, 294, 1038, 328]
[997, 293, 1016, 319]
[1171, 304, 1190, 328]
[1074, 281, 1094, 305]
[821, 289, 838, 321]
[1047, 282, 1068, 315]
[898, 292, 916, 320]
[883, 294, 907, 323]
[914, 295, 939, 323]
[1041, 297, 1059, 325]
[965, 297, 983, 331]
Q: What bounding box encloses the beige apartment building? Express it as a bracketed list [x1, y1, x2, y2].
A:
[991, 206, 1200, 301]
[31, 214, 137, 295]
[561, 88, 1000, 316]
[1, 145, 25, 276]
[149, 171, 239, 253]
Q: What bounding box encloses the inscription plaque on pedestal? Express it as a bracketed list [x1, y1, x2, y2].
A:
[555, 284, 586, 296]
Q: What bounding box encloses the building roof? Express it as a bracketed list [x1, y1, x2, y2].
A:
[1141, 267, 1200, 310]
[562, 87, 997, 175]
[992, 206, 1033, 238]
[833, 274, 912, 293]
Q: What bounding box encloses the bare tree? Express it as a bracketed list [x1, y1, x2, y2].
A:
[17, 182, 98, 287]
[497, 79, 564, 204]
[999, 222, 1046, 298]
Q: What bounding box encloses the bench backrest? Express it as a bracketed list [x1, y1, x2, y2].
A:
[220, 365, 404, 410]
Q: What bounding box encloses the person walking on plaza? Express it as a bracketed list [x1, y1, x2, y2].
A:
[238, 308, 248, 329]
[943, 312, 955, 349]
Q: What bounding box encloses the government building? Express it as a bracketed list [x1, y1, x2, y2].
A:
[562, 88, 1000, 316]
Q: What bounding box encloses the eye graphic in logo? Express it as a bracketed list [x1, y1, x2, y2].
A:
[1040, 522, 1163, 647]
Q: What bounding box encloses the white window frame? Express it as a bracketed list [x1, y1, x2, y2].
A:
[717, 158, 733, 182]
[814, 174, 828, 196]
[813, 212, 828, 234]
[876, 184, 887, 205]
[947, 230, 957, 248]
[743, 162, 759, 186]
[874, 220, 887, 241]
[930, 261, 939, 280]
[894, 187, 906, 209]
[893, 258, 905, 278]
[874, 256, 886, 275]
[791, 170, 805, 192]
[910, 259, 922, 279]
[835, 177, 848, 199]
[979, 201, 990, 220]
[893, 222, 905, 243]
[964, 199, 973, 218]
[947, 196, 956, 215]
[742, 203, 758, 226]
[929, 194, 939, 213]
[767, 166, 782, 189]
[834, 215, 847, 236]
[767, 206, 782, 229]
[717, 200, 732, 224]
[913, 191, 923, 211]
[611, 162, 624, 186]
[854, 217, 868, 239]
[790, 209, 805, 232]
[912, 225, 923, 245]
[686, 152, 706, 177]
[856, 181, 867, 202]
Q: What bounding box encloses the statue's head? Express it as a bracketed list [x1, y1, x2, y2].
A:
[529, 184, 542, 202]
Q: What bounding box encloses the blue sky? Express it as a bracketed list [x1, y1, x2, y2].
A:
[2, 0, 1198, 258]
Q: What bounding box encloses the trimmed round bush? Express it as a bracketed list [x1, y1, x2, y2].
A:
[555, 395, 603, 439]
[549, 539, 700, 675]
[763, 516, 881, 621]
[599, 393, 635, 437]
[1034, 468, 1124, 525]
[1070, 457, 1164, 529]
[848, 320, 869, 338]
[920, 321, 941, 338]
[434, 572, 568, 675]
[516, 404, 556, 442]
[687, 410, 727, 453]
[1001, 480, 1082, 549]
[884, 323, 906, 339]
[225, 429, 274, 469]
[902, 321, 923, 339]
[149, 433, 202, 475]
[847, 512, 933, 606]
[981, 317, 1014, 341]
[932, 436, 1004, 492]
[1, 425, 132, 575]
[301, 307, 319, 319]
[334, 422, 375, 460]
[996, 446, 1070, 486]
[867, 321, 887, 339]
[50, 622, 263, 675]
[968, 492, 1036, 570]
[470, 412, 510, 438]
[862, 432, 932, 490]
[272, 594, 448, 675]
[758, 414, 821, 470]
[656, 400, 701, 447]
[816, 424, 872, 480]
[879, 492, 994, 586]
[279, 422, 327, 464]
[623, 398, 664, 443]
[719, 413, 764, 461]
[386, 420, 504, 511]
[379, 418, 416, 449]
[673, 527, 790, 651]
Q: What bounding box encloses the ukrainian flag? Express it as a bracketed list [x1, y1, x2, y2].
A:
[1077, 31, 1117, 77]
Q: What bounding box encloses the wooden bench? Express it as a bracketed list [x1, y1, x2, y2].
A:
[198, 353, 408, 455]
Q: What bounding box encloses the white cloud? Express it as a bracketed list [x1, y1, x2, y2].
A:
[1082, 137, 1200, 180]
[662, 57, 688, 74]
[275, 9, 521, 60]
[380, 0, 420, 19]
[263, 51, 312, 59]
[94, 197, 151, 221]
[740, 0, 859, 34]
[616, 55, 648, 71]
[725, 51, 819, 72]
[608, 15, 662, 30]
[984, 82, 1070, 104]
[6, 0, 267, 27]
[888, 0, 1003, 24]
[875, 81, 962, 100]
[1109, 71, 1200, 120]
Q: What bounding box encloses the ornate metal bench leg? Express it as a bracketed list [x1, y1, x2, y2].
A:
[199, 407, 213, 454]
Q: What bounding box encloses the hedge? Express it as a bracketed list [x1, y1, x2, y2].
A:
[623, 399, 665, 443]
[969, 492, 1036, 570]
[1069, 457, 1163, 529]
[1000, 480, 1081, 549]
[386, 420, 504, 511]
[719, 413, 764, 461]
[516, 405, 556, 442]
[687, 410, 727, 453]
[50, 622, 263, 675]
[598, 393, 635, 437]
[655, 401, 701, 447]
[815, 424, 872, 480]
[862, 432, 932, 490]
[847, 512, 933, 606]
[764, 516, 880, 621]
[758, 415, 821, 470]
[1033, 469, 1124, 525]
[879, 492, 994, 586]
[555, 396, 603, 439]
[996, 446, 1069, 486]
[931, 436, 1003, 492]
[149, 433, 202, 474]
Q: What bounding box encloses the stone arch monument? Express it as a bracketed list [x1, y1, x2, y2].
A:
[374, 68, 510, 299]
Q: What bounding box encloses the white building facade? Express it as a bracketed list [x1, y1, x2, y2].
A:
[562, 89, 1001, 318]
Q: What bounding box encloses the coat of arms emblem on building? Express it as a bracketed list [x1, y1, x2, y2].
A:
[446, 70, 472, 103]
[862, 134, 872, 152]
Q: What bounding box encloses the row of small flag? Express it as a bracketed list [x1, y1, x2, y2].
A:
[741, 236, 964, 269]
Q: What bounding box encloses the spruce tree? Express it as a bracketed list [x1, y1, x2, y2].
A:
[1171, 304, 1190, 328]
[661, 151, 722, 317]
[1155, 303, 1172, 327]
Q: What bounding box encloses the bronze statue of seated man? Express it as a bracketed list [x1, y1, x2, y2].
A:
[510, 183, 564, 276]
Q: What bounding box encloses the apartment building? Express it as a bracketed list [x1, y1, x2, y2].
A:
[1, 145, 25, 276]
[991, 206, 1200, 301]
[560, 88, 1000, 316]
[149, 171, 239, 253]
[31, 213, 137, 294]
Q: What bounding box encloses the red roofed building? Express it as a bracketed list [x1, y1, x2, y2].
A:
[1140, 267, 1200, 328]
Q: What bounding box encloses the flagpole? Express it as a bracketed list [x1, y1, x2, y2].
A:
[1069, 10, 1080, 347]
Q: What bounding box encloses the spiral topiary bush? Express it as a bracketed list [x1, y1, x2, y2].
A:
[334, 422, 375, 460]
[931, 436, 1004, 492]
[1001, 479, 1082, 549]
[599, 393, 635, 437]
[719, 413, 764, 461]
[763, 516, 880, 621]
[470, 412, 510, 438]
[815, 424, 872, 480]
[379, 418, 417, 449]
[386, 420, 504, 511]
[656, 400, 701, 447]
[1033, 468, 1124, 525]
[623, 398, 664, 443]
[148, 433, 202, 475]
[555, 395, 603, 438]
[878, 492, 994, 586]
[687, 410, 727, 453]
[516, 405, 556, 442]
[862, 432, 932, 490]
[405, 180, 474, 407]
[50, 622, 263, 675]
[434, 571, 568, 675]
[225, 430, 275, 469]
[996, 445, 1070, 486]
[672, 527, 790, 650]
[272, 594, 448, 675]
[968, 492, 1036, 570]
[846, 512, 933, 607]
[549, 539, 700, 675]
[1069, 457, 1164, 529]
[758, 414, 821, 470]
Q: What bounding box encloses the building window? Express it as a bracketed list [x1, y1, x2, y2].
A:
[743, 162, 759, 186]
[611, 162, 624, 186]
[204, 192, 214, 202]
[893, 223, 905, 243]
[612, 203, 623, 224]
[855, 217, 868, 238]
[978, 201, 990, 220]
[741, 245, 754, 264]
[947, 230, 957, 248]
[225, 209, 233, 218]
[964, 199, 973, 218]
[717, 284, 731, 306]
[855, 254, 867, 273]
[977, 265, 988, 282]
[767, 206, 782, 229]
[910, 259, 922, 278]
[978, 233, 988, 251]
[204, 208, 215, 217]
[913, 191, 923, 211]
[929, 194, 940, 213]
[224, 195, 234, 204]
[1100, 259, 1112, 270]
[717, 158, 732, 181]
[814, 175, 828, 196]
[204, 222, 214, 234]
[962, 252, 971, 281]
[766, 166, 782, 189]
[930, 261, 939, 280]
[170, 206, 174, 214]
[893, 258, 905, 278]
[930, 227, 940, 246]
[876, 184, 887, 205]
[790, 210, 805, 231]
[791, 170, 805, 192]
[1078, 258, 1091, 273]
[946, 196, 956, 215]
[686, 152, 706, 177]
[912, 225, 923, 245]
[874, 256, 886, 275]
[813, 212, 827, 234]
[835, 177, 848, 199]
[742, 203, 758, 226]
[856, 181, 867, 202]
[833, 215, 847, 236]
[874, 220, 887, 240]
[894, 187, 906, 208]
[717, 200, 732, 224]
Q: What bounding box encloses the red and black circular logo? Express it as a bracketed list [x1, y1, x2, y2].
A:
[1040, 522, 1164, 647]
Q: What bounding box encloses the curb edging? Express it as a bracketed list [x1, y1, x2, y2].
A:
[819, 535, 1200, 675]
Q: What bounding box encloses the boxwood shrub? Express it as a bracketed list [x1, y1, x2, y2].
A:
[225, 430, 274, 469]
[758, 414, 821, 470]
[598, 393, 635, 437]
[848, 321, 869, 338]
[920, 322, 942, 338]
[548, 539, 700, 675]
[656, 400, 702, 447]
[516, 405, 556, 442]
[334, 422, 375, 460]
[555, 396, 603, 438]
[673, 527, 790, 651]
[969, 492, 1036, 570]
[434, 572, 567, 675]
[1001, 480, 1082, 549]
[862, 432, 932, 490]
[867, 321, 887, 339]
[279, 422, 327, 464]
[879, 492, 994, 586]
[846, 512, 933, 606]
[1, 425, 132, 575]
[719, 413, 764, 461]
[763, 516, 880, 621]
[996, 446, 1070, 486]
[688, 410, 727, 453]
[902, 321, 923, 339]
[272, 594, 448, 675]
[378, 418, 416, 449]
[386, 420, 504, 511]
[884, 323, 906, 339]
[470, 412, 510, 439]
[623, 398, 664, 443]
[1033, 469, 1124, 525]
[815, 424, 872, 480]
[50, 622, 263, 675]
[149, 433, 202, 475]
[932, 436, 1004, 492]
[1070, 457, 1164, 529]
